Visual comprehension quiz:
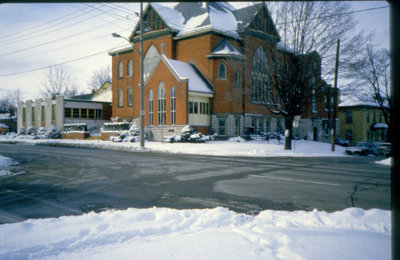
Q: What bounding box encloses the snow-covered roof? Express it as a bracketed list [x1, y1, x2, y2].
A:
[151, 2, 239, 38]
[339, 94, 382, 108]
[277, 41, 294, 54]
[162, 56, 213, 95]
[0, 113, 12, 120]
[208, 39, 244, 59]
[133, 2, 279, 41]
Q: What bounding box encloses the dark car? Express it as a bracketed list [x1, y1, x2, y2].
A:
[375, 142, 392, 157]
[345, 142, 385, 156]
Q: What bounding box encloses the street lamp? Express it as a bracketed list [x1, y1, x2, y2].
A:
[112, 2, 145, 149]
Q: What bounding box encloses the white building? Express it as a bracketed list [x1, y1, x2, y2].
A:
[17, 96, 112, 133]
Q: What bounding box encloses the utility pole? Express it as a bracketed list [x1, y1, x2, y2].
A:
[331, 38, 340, 152]
[139, 1, 145, 149]
[112, 1, 145, 149]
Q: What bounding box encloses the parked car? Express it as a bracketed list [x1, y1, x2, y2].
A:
[335, 137, 349, 147]
[375, 142, 392, 157]
[345, 142, 385, 156]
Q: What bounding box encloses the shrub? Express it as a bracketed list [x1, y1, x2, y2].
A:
[63, 123, 87, 132]
[48, 125, 61, 139]
[163, 125, 213, 143]
[19, 127, 27, 135]
[26, 126, 37, 136]
[102, 122, 130, 132]
[37, 127, 49, 139]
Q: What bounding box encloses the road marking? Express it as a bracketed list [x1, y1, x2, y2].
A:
[249, 174, 341, 187]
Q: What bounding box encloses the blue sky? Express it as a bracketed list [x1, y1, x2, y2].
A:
[0, 2, 390, 101]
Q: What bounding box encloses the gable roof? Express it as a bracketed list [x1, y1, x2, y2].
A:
[130, 2, 280, 41]
[161, 55, 213, 95]
[207, 39, 244, 59]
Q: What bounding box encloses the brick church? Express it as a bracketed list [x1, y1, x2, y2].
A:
[109, 2, 337, 141]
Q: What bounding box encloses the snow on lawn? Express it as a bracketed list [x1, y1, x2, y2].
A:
[0, 207, 390, 260]
[0, 135, 347, 158]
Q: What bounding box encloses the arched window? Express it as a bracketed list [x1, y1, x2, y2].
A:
[127, 59, 133, 77]
[118, 61, 123, 78]
[157, 81, 166, 125]
[234, 71, 240, 88]
[218, 63, 226, 80]
[148, 89, 153, 125]
[170, 86, 176, 125]
[251, 46, 270, 102]
[144, 45, 160, 81]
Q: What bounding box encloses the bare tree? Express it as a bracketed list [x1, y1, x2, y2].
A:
[0, 89, 23, 118]
[266, 1, 368, 81]
[345, 44, 391, 140]
[87, 66, 111, 92]
[40, 65, 80, 99]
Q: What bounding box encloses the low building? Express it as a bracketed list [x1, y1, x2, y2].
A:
[339, 95, 389, 145]
[17, 96, 112, 134]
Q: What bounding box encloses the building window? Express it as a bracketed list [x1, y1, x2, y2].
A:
[251, 46, 269, 103]
[96, 110, 102, 120]
[22, 108, 26, 123]
[144, 45, 160, 81]
[72, 108, 80, 118]
[65, 108, 72, 118]
[346, 129, 353, 143]
[127, 59, 133, 77]
[274, 56, 280, 78]
[218, 63, 226, 80]
[148, 89, 153, 125]
[199, 102, 209, 114]
[366, 109, 370, 123]
[118, 88, 123, 107]
[41, 105, 45, 122]
[234, 71, 240, 88]
[157, 81, 166, 125]
[346, 110, 353, 124]
[118, 61, 123, 78]
[128, 87, 133, 107]
[32, 107, 35, 122]
[81, 108, 88, 118]
[189, 102, 194, 113]
[218, 118, 226, 135]
[52, 104, 56, 121]
[324, 95, 329, 111]
[170, 86, 176, 125]
[235, 117, 240, 136]
[88, 109, 95, 119]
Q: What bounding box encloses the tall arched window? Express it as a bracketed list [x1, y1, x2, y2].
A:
[118, 61, 123, 78]
[144, 45, 160, 81]
[170, 86, 176, 125]
[127, 59, 133, 77]
[251, 46, 270, 102]
[218, 63, 226, 79]
[157, 81, 166, 125]
[148, 89, 153, 125]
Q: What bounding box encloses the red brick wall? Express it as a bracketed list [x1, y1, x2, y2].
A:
[61, 132, 88, 139]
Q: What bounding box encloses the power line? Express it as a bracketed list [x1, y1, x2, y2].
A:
[0, 45, 126, 78]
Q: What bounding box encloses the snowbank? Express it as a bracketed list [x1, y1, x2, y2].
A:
[376, 157, 392, 166]
[0, 135, 347, 158]
[0, 207, 390, 260]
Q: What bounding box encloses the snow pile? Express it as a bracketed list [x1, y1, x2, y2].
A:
[0, 154, 16, 176]
[0, 207, 390, 259]
[376, 157, 392, 166]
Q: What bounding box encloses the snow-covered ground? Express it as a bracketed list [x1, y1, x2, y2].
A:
[0, 134, 349, 158]
[0, 136, 392, 259]
[0, 205, 391, 260]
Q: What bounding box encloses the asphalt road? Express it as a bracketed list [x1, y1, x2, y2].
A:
[0, 143, 391, 224]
